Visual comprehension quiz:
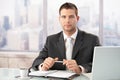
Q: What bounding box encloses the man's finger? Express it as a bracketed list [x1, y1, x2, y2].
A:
[54, 57, 58, 61]
[63, 59, 67, 65]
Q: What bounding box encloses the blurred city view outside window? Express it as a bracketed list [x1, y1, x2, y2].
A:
[103, 0, 120, 46]
[0, 0, 119, 52]
[0, 0, 45, 51]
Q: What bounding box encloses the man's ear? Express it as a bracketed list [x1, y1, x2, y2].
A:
[77, 16, 80, 21]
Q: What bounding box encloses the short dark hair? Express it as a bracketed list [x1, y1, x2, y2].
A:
[59, 2, 78, 16]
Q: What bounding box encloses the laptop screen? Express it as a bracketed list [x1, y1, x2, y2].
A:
[91, 46, 120, 80]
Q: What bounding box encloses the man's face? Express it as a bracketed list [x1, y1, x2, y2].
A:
[59, 9, 79, 33]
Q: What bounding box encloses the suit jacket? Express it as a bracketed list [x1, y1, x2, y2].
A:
[32, 29, 100, 72]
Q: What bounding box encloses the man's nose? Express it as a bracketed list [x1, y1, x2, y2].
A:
[65, 17, 70, 22]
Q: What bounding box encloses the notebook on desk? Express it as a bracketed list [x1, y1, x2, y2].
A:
[91, 46, 120, 80]
[28, 70, 79, 79]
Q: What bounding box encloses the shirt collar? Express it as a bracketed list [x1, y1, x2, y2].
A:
[63, 28, 78, 40]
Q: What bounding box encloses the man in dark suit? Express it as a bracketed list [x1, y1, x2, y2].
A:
[32, 2, 100, 74]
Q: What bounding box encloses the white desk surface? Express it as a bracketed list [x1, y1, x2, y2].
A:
[0, 68, 91, 80]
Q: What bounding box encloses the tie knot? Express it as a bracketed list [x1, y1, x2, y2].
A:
[67, 37, 72, 41]
[66, 37, 73, 45]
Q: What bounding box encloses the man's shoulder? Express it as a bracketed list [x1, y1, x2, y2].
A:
[47, 31, 63, 39]
[78, 30, 98, 38]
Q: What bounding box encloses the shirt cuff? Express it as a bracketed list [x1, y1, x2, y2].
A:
[79, 65, 86, 73]
[38, 63, 43, 71]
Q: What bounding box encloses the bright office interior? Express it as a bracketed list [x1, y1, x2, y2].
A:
[0, 0, 120, 51]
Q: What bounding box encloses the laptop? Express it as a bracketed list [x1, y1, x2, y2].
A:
[91, 46, 120, 80]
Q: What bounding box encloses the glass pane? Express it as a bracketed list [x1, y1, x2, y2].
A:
[47, 0, 99, 36]
[103, 0, 120, 46]
[0, 0, 100, 51]
[0, 0, 44, 51]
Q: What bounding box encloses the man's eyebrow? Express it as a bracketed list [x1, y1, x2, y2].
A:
[60, 15, 66, 17]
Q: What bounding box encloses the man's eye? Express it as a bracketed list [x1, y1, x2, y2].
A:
[69, 16, 75, 18]
[61, 16, 66, 18]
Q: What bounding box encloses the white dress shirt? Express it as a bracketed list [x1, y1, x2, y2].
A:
[63, 29, 78, 59]
[63, 29, 85, 73]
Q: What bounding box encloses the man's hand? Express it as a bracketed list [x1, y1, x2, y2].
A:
[39, 57, 58, 71]
[63, 59, 82, 74]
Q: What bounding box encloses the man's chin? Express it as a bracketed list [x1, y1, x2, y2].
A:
[64, 29, 73, 33]
[64, 28, 70, 31]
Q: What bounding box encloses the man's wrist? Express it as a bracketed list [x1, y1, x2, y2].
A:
[38, 63, 43, 71]
[79, 65, 86, 73]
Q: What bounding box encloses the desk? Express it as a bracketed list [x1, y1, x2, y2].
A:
[0, 68, 91, 80]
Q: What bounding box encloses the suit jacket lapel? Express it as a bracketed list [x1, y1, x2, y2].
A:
[72, 30, 84, 59]
[57, 32, 66, 59]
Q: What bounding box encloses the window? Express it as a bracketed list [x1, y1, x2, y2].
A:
[0, 0, 44, 51]
[103, 0, 120, 46]
[0, 0, 119, 52]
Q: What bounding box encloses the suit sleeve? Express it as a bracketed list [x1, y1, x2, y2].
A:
[31, 37, 49, 70]
[81, 36, 100, 73]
